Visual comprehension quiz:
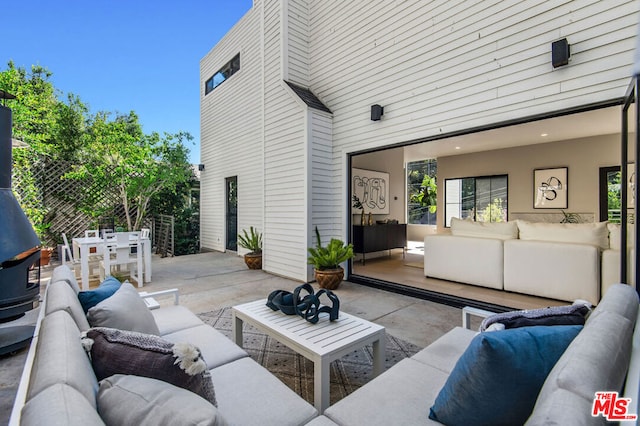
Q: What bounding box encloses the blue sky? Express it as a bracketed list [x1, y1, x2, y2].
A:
[1, 0, 253, 164]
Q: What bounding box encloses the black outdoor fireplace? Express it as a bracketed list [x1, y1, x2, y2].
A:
[0, 90, 40, 354]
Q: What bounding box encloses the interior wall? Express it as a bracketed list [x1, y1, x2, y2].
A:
[351, 148, 405, 224]
[436, 134, 621, 230]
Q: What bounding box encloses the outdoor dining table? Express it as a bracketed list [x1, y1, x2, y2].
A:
[72, 233, 152, 291]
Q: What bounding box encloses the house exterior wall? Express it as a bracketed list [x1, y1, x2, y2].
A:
[199, 6, 263, 254]
[201, 0, 638, 281]
[308, 0, 637, 242]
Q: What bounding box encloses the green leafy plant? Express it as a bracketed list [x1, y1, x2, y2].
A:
[237, 226, 262, 254]
[409, 174, 437, 214]
[307, 226, 354, 270]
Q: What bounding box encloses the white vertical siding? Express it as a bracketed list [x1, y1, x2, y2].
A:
[286, 0, 310, 86]
[263, 0, 309, 281]
[305, 0, 637, 234]
[200, 4, 264, 253]
[309, 111, 338, 281]
[307, 0, 637, 149]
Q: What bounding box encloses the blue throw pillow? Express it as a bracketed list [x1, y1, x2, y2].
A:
[78, 277, 121, 313]
[429, 325, 582, 426]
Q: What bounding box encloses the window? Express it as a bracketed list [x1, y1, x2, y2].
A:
[205, 53, 240, 95]
[444, 175, 508, 226]
[599, 166, 622, 223]
[407, 159, 437, 225]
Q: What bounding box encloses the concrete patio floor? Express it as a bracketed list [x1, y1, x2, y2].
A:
[0, 251, 465, 423]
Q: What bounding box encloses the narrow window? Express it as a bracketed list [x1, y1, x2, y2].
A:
[205, 53, 240, 95]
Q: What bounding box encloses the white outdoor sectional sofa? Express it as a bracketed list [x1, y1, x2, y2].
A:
[10, 265, 640, 425]
[310, 282, 640, 425]
[424, 218, 630, 305]
[10, 265, 318, 425]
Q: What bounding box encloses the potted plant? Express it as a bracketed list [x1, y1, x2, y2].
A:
[238, 226, 263, 269]
[307, 226, 354, 289]
[34, 222, 53, 266]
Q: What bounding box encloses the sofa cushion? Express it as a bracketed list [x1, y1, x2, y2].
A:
[323, 358, 447, 425]
[87, 282, 160, 335]
[410, 327, 476, 373]
[45, 280, 91, 332]
[27, 310, 98, 406]
[162, 324, 248, 369]
[590, 283, 639, 323]
[429, 325, 582, 426]
[516, 220, 609, 250]
[424, 235, 504, 289]
[78, 276, 121, 313]
[503, 239, 600, 305]
[607, 223, 635, 250]
[86, 327, 217, 406]
[211, 357, 318, 426]
[450, 217, 518, 240]
[480, 303, 591, 331]
[152, 305, 205, 335]
[51, 265, 81, 294]
[21, 383, 105, 426]
[526, 311, 635, 425]
[98, 375, 227, 426]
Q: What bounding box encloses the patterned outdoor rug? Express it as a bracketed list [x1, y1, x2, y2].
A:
[198, 307, 421, 406]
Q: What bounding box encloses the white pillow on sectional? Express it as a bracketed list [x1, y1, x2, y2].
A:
[608, 223, 621, 249]
[450, 217, 518, 240]
[517, 220, 609, 249]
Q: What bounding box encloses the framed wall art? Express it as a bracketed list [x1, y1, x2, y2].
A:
[351, 168, 390, 214]
[534, 167, 568, 209]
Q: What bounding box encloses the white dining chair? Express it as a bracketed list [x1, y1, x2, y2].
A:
[62, 233, 100, 278]
[99, 232, 144, 286]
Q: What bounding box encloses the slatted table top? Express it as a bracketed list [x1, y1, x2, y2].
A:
[232, 299, 385, 358]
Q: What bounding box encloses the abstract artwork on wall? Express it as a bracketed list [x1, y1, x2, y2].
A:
[534, 167, 568, 209]
[352, 168, 390, 214]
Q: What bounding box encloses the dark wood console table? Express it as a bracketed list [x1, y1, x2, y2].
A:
[352, 224, 407, 264]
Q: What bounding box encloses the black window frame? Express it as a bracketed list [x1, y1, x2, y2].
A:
[205, 53, 240, 95]
[444, 174, 508, 227]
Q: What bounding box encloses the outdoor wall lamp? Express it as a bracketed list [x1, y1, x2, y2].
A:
[552, 38, 570, 68]
[198, 164, 205, 171]
[371, 104, 384, 121]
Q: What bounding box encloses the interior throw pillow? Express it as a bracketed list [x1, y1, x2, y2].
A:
[84, 327, 217, 406]
[86, 282, 160, 335]
[98, 375, 227, 426]
[78, 276, 121, 313]
[480, 303, 591, 332]
[429, 325, 582, 426]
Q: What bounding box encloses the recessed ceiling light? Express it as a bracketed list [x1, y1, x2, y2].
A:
[541, 133, 548, 137]
[455, 146, 461, 150]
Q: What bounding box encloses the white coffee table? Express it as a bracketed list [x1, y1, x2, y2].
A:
[232, 299, 386, 413]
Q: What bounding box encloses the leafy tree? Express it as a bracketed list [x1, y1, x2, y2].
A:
[0, 62, 64, 242]
[65, 111, 194, 231]
[407, 159, 437, 224]
[410, 175, 437, 213]
[0, 61, 58, 152]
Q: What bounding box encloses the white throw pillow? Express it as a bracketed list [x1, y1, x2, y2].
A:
[87, 282, 160, 335]
[450, 217, 519, 240]
[98, 375, 227, 426]
[517, 220, 609, 249]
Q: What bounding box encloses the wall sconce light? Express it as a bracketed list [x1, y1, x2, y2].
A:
[551, 38, 570, 68]
[371, 104, 384, 121]
[198, 164, 205, 171]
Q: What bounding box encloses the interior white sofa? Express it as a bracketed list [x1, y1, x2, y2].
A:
[425, 219, 621, 305]
[10, 265, 318, 426]
[308, 282, 640, 425]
